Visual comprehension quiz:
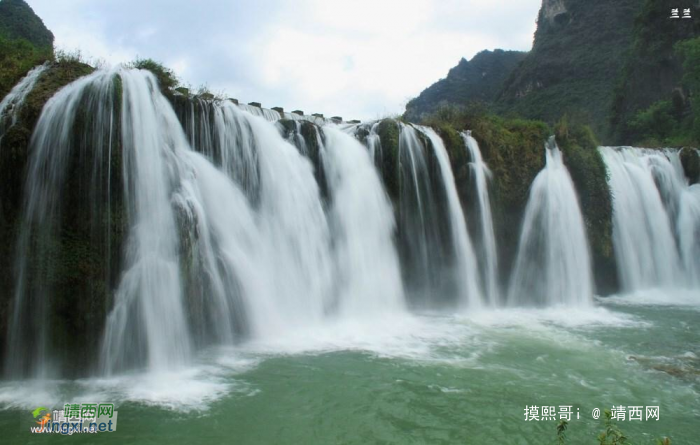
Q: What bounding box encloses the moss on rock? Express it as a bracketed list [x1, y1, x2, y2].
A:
[680, 147, 700, 184]
[555, 118, 616, 293]
[375, 119, 401, 203]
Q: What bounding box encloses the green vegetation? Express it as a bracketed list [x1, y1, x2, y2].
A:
[0, 34, 51, 99]
[611, 35, 700, 148]
[609, 0, 699, 145]
[128, 57, 179, 90]
[627, 101, 679, 144]
[0, 0, 54, 100]
[554, 410, 672, 445]
[676, 36, 700, 144]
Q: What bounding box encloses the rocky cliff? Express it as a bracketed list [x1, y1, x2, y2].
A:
[495, 0, 642, 136]
[404, 50, 526, 122]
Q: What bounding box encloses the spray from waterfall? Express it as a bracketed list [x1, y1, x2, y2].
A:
[508, 137, 593, 306]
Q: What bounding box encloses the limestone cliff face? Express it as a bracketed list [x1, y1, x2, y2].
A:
[495, 0, 642, 137]
[541, 0, 568, 26]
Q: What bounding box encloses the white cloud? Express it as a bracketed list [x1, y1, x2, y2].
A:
[27, 0, 540, 119]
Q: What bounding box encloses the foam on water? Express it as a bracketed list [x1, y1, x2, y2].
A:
[601, 288, 700, 307]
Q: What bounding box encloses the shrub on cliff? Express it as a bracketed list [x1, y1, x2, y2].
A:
[128, 57, 179, 91]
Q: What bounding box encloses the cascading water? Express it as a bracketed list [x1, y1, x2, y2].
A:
[319, 126, 404, 316]
[508, 138, 593, 306]
[462, 131, 499, 306]
[350, 122, 483, 307]
[0, 63, 47, 142]
[421, 127, 482, 308]
[101, 69, 196, 374]
[393, 124, 459, 306]
[366, 122, 383, 166]
[6, 69, 121, 378]
[187, 101, 335, 336]
[599, 146, 699, 291]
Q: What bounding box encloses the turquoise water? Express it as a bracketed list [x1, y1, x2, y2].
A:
[1, 292, 698, 444]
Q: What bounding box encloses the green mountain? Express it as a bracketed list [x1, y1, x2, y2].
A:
[495, 0, 642, 136]
[406, 0, 657, 140]
[0, 0, 53, 48]
[0, 0, 54, 100]
[404, 50, 527, 122]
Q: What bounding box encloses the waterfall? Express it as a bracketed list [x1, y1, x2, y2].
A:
[240, 107, 334, 335]
[462, 132, 499, 306]
[366, 122, 383, 166]
[394, 124, 458, 306]
[599, 146, 698, 291]
[6, 69, 120, 378]
[508, 138, 593, 306]
[421, 127, 482, 308]
[319, 126, 404, 316]
[101, 69, 195, 374]
[5, 59, 625, 379]
[0, 63, 47, 142]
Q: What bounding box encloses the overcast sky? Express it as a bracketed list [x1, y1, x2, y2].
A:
[28, 0, 541, 120]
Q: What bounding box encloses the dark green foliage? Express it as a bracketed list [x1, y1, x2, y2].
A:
[555, 117, 616, 293]
[610, 0, 700, 144]
[676, 36, 700, 143]
[611, 34, 700, 147]
[0, 0, 53, 48]
[497, 0, 641, 137]
[627, 100, 678, 143]
[598, 409, 641, 444]
[404, 50, 527, 122]
[554, 411, 671, 444]
[557, 420, 568, 445]
[128, 57, 179, 90]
